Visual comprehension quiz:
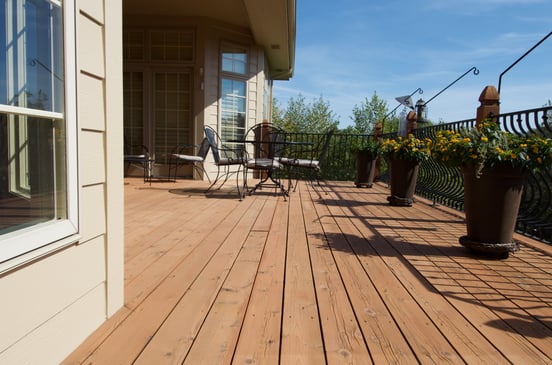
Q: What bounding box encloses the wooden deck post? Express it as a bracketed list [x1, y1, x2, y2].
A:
[476, 85, 500, 127]
[406, 110, 418, 135]
[374, 121, 382, 180]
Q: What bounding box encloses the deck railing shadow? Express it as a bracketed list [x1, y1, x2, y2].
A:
[297, 106, 552, 244]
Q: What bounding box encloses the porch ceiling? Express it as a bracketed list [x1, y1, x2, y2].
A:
[123, 0, 296, 80]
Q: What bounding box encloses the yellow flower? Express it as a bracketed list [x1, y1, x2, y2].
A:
[481, 136, 489, 142]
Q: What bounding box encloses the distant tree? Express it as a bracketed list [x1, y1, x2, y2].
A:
[271, 98, 286, 127]
[272, 94, 339, 133]
[383, 112, 401, 135]
[350, 92, 388, 134]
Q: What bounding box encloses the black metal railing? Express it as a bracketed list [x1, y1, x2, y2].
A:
[284, 131, 376, 181]
[307, 106, 552, 244]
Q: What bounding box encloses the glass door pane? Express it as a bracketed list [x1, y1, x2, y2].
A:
[153, 71, 192, 162]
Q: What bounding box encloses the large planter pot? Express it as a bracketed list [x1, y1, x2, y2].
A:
[460, 165, 526, 257]
[387, 159, 419, 206]
[355, 151, 377, 188]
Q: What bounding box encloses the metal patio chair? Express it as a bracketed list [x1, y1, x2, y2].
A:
[169, 138, 211, 182]
[280, 128, 335, 193]
[124, 142, 150, 182]
[242, 123, 288, 199]
[204, 125, 246, 199]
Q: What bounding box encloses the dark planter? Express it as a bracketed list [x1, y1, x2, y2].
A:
[460, 165, 526, 258]
[387, 159, 419, 206]
[355, 151, 377, 188]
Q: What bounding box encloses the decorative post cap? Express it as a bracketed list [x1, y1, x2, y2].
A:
[478, 85, 499, 104]
[476, 85, 500, 127]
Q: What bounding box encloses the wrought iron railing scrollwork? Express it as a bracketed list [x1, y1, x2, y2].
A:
[377, 107, 552, 243]
[283, 106, 552, 243]
[414, 120, 476, 210]
[497, 107, 552, 243]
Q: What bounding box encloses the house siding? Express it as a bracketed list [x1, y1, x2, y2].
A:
[122, 16, 271, 180]
[0, 1, 124, 363]
[202, 25, 269, 178]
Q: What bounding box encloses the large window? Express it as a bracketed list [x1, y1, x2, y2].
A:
[123, 30, 194, 163]
[0, 0, 77, 264]
[220, 45, 247, 141]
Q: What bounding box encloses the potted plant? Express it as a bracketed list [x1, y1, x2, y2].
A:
[432, 120, 552, 257]
[352, 138, 381, 188]
[381, 134, 432, 206]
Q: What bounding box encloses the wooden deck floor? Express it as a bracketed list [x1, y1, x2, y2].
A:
[63, 178, 552, 364]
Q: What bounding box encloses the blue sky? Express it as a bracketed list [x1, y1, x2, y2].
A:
[273, 0, 552, 128]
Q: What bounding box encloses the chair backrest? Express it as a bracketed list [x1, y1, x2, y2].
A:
[204, 126, 221, 163]
[246, 123, 286, 159]
[197, 137, 211, 159]
[124, 142, 149, 159]
[317, 129, 335, 167]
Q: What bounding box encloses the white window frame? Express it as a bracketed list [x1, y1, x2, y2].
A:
[219, 43, 248, 141]
[0, 0, 79, 270]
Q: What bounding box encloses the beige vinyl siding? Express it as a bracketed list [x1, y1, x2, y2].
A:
[80, 132, 106, 186]
[0, 236, 106, 348]
[202, 28, 268, 178]
[0, 1, 124, 363]
[80, 184, 107, 241]
[102, 0, 125, 318]
[79, 16, 105, 78]
[79, 74, 106, 131]
[0, 236, 107, 364]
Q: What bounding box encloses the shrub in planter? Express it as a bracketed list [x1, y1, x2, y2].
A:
[352, 139, 381, 188]
[381, 134, 432, 206]
[432, 120, 552, 257]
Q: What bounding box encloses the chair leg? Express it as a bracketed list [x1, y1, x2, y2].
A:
[194, 164, 211, 183]
[205, 166, 222, 193]
[168, 158, 178, 182]
[241, 165, 249, 200]
[235, 164, 244, 201]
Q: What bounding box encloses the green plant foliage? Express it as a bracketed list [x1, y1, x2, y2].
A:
[381, 134, 432, 163]
[432, 120, 552, 177]
[350, 137, 381, 157]
[272, 94, 339, 133]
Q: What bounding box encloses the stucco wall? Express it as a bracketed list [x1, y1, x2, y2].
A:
[0, 1, 124, 363]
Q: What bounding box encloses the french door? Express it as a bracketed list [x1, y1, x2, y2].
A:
[124, 69, 192, 164]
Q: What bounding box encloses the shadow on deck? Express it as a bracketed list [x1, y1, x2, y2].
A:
[63, 178, 552, 364]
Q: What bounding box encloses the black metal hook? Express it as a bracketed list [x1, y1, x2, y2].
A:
[383, 87, 424, 121]
[425, 66, 479, 106]
[498, 31, 552, 95]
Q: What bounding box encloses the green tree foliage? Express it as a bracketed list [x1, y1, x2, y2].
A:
[384, 112, 401, 134]
[272, 94, 340, 133]
[350, 92, 388, 134]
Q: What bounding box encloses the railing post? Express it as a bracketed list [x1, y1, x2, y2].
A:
[407, 110, 418, 135]
[476, 85, 500, 127]
[374, 122, 383, 180]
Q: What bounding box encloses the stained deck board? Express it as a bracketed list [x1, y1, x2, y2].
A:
[311, 191, 418, 364]
[279, 184, 326, 364]
[134, 199, 269, 364]
[124, 196, 240, 309]
[300, 186, 373, 364]
[231, 193, 288, 364]
[62, 178, 552, 365]
[332, 185, 551, 363]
